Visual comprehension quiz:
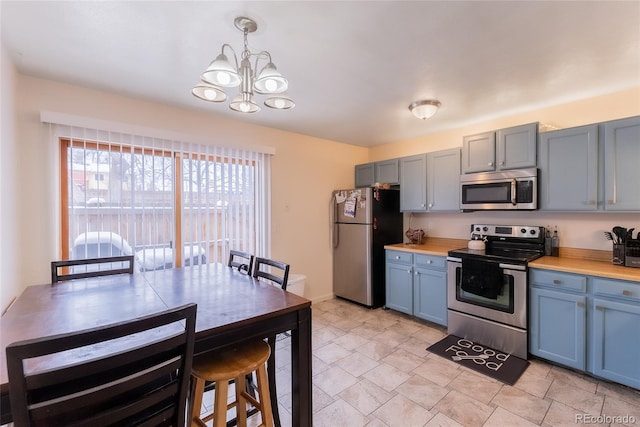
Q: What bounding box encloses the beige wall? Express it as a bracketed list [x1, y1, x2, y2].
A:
[1, 44, 20, 313]
[1, 67, 368, 311]
[370, 87, 640, 252]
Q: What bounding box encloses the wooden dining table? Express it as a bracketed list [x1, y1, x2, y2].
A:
[0, 263, 312, 426]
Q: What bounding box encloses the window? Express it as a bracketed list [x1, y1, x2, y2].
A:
[59, 135, 269, 272]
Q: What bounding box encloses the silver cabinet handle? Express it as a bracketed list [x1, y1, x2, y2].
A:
[488, 162, 493, 166]
[428, 203, 433, 208]
[622, 290, 632, 297]
[407, 270, 411, 274]
[427, 260, 432, 264]
[501, 161, 505, 165]
[553, 279, 562, 285]
[395, 256, 400, 260]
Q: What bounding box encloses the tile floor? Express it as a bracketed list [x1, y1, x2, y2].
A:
[200, 297, 640, 427]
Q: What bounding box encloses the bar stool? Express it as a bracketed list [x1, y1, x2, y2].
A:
[190, 339, 274, 427]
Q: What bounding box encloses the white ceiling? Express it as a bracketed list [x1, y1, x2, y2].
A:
[2, 1, 639, 147]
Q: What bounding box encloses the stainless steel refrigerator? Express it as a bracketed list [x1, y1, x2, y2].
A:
[332, 188, 403, 308]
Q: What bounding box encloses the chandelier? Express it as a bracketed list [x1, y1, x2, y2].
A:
[192, 16, 294, 113]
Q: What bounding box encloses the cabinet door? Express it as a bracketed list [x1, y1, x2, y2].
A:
[529, 287, 586, 370]
[400, 154, 427, 212]
[462, 131, 496, 173]
[413, 267, 447, 326]
[538, 124, 599, 211]
[385, 262, 413, 314]
[375, 159, 400, 185]
[590, 298, 640, 389]
[603, 116, 640, 211]
[496, 122, 537, 170]
[427, 148, 461, 212]
[355, 163, 375, 188]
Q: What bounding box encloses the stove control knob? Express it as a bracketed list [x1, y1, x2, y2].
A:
[520, 228, 527, 234]
[482, 226, 488, 232]
[475, 227, 481, 232]
[530, 229, 536, 235]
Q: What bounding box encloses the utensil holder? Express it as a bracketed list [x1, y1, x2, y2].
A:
[612, 244, 625, 265]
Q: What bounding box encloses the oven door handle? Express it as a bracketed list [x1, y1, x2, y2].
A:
[447, 256, 462, 263]
[511, 179, 517, 205]
[499, 263, 526, 271]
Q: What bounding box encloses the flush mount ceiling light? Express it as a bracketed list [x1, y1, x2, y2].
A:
[192, 16, 295, 113]
[409, 100, 441, 120]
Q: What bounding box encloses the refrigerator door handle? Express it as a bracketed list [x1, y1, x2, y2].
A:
[333, 223, 339, 248]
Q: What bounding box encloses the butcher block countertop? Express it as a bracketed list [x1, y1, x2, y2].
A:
[385, 239, 640, 283]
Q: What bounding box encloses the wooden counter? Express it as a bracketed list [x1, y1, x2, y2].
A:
[529, 256, 640, 282]
[385, 239, 640, 283]
[385, 238, 468, 256]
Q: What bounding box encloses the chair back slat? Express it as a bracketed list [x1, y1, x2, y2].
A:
[51, 255, 135, 284]
[228, 250, 254, 275]
[7, 303, 196, 427]
[253, 257, 290, 289]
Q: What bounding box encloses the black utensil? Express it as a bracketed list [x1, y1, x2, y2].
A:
[612, 226, 627, 244]
[604, 231, 614, 241]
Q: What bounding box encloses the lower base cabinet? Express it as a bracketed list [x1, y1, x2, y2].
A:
[529, 269, 640, 389]
[385, 250, 447, 326]
[529, 286, 586, 370]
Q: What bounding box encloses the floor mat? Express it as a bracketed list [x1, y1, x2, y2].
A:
[426, 335, 529, 385]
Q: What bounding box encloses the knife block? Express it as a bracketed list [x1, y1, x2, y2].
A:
[612, 244, 625, 266]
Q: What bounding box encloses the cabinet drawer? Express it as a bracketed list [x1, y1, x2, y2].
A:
[414, 254, 446, 270]
[529, 269, 587, 293]
[592, 278, 640, 302]
[386, 250, 413, 265]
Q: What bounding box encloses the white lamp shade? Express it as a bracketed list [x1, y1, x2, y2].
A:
[264, 92, 295, 110]
[254, 62, 288, 94]
[409, 100, 441, 120]
[229, 94, 260, 113]
[201, 54, 241, 88]
[191, 82, 227, 102]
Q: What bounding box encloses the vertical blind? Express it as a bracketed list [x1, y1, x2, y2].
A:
[49, 122, 270, 270]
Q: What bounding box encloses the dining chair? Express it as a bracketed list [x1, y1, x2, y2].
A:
[6, 303, 197, 427]
[252, 257, 290, 427]
[51, 255, 135, 284]
[252, 257, 290, 290]
[228, 249, 255, 274]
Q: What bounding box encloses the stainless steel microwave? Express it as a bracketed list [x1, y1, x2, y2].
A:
[460, 168, 537, 211]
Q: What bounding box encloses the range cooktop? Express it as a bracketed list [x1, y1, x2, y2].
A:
[448, 224, 545, 265]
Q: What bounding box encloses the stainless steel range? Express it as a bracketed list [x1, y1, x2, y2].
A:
[447, 224, 545, 359]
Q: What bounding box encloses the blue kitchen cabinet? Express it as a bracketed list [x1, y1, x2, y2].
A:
[375, 159, 400, 185]
[427, 148, 461, 212]
[355, 162, 375, 188]
[462, 123, 537, 173]
[462, 131, 496, 173]
[538, 124, 599, 211]
[589, 277, 640, 389]
[496, 122, 538, 170]
[385, 250, 414, 314]
[413, 254, 447, 326]
[603, 116, 640, 211]
[355, 159, 400, 188]
[529, 269, 587, 370]
[400, 154, 428, 212]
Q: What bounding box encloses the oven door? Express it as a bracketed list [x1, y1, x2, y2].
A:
[447, 257, 527, 329]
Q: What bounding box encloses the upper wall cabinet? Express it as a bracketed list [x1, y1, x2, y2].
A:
[539, 116, 640, 212]
[462, 131, 495, 173]
[400, 154, 428, 212]
[539, 124, 599, 211]
[603, 116, 640, 211]
[355, 163, 375, 188]
[462, 123, 538, 173]
[355, 159, 400, 188]
[427, 148, 461, 212]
